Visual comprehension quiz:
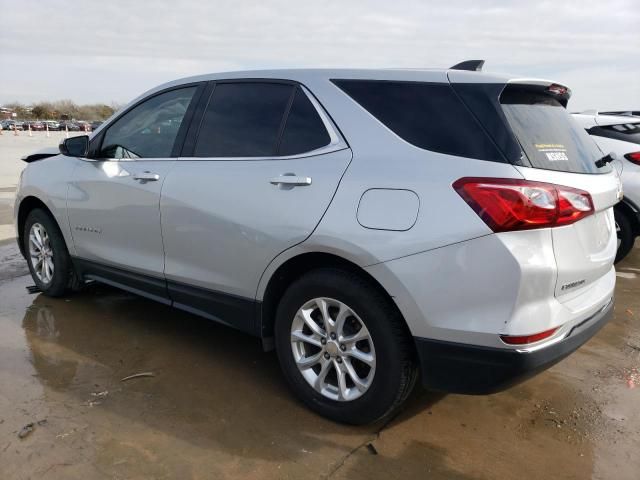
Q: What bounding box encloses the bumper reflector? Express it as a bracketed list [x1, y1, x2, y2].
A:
[500, 327, 559, 345]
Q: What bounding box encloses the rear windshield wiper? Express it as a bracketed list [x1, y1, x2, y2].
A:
[595, 152, 617, 168]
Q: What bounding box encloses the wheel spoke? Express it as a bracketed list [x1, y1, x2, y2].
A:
[341, 327, 369, 345]
[345, 348, 375, 367]
[296, 351, 324, 370]
[344, 358, 369, 393]
[291, 330, 322, 348]
[335, 361, 349, 400]
[29, 236, 42, 253]
[44, 259, 51, 281]
[33, 226, 43, 247]
[40, 259, 47, 280]
[299, 308, 325, 338]
[316, 298, 332, 331]
[45, 258, 54, 279]
[334, 303, 350, 337]
[32, 257, 42, 270]
[313, 357, 332, 390]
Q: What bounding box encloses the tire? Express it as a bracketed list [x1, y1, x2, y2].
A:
[614, 209, 635, 264]
[23, 208, 76, 297]
[275, 268, 417, 425]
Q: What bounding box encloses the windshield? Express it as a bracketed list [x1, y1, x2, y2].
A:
[500, 87, 609, 174]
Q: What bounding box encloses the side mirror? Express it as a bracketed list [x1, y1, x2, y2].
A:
[59, 135, 89, 157]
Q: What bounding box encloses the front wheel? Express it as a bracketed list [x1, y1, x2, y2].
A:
[275, 269, 417, 425]
[23, 209, 75, 297]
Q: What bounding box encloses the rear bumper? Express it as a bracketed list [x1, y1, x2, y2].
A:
[414, 298, 613, 394]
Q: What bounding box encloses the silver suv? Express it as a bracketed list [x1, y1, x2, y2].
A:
[15, 62, 620, 424]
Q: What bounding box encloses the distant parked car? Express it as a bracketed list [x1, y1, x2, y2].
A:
[43, 121, 60, 131]
[90, 121, 103, 131]
[574, 111, 640, 262]
[29, 121, 45, 131]
[59, 121, 81, 131]
[76, 121, 92, 132]
[1, 120, 23, 131]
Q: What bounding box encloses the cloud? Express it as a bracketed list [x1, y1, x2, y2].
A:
[0, 0, 638, 109]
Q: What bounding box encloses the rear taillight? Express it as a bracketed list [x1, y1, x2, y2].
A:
[500, 327, 558, 345]
[453, 177, 594, 232]
[624, 152, 640, 165]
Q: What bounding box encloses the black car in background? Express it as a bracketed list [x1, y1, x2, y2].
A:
[59, 121, 81, 131]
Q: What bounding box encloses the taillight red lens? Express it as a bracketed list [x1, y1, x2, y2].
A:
[624, 152, 640, 165]
[453, 177, 594, 232]
[500, 327, 558, 345]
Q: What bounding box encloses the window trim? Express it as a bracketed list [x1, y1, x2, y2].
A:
[180, 79, 347, 161]
[88, 82, 206, 161]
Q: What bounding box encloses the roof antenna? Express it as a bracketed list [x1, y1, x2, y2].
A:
[450, 60, 485, 72]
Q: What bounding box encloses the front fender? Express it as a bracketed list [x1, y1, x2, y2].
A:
[16, 156, 78, 257]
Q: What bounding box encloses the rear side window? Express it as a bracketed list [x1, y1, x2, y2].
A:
[194, 82, 293, 157]
[100, 86, 196, 159]
[332, 79, 503, 161]
[278, 88, 331, 156]
[500, 87, 608, 174]
[587, 123, 640, 145]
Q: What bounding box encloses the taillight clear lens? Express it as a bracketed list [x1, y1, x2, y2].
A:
[624, 152, 640, 165]
[453, 177, 594, 232]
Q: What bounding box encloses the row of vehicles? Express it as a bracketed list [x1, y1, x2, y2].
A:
[0, 119, 102, 132]
[12, 61, 635, 424]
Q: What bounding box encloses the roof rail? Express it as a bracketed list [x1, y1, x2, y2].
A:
[450, 60, 485, 72]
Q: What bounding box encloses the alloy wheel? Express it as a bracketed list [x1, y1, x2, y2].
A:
[290, 297, 376, 401]
[29, 222, 55, 284]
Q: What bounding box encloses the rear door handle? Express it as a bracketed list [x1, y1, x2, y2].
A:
[133, 172, 160, 182]
[269, 175, 312, 187]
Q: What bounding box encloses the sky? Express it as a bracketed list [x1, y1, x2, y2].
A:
[0, 0, 638, 111]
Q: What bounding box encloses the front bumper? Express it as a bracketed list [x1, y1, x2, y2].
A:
[414, 298, 614, 394]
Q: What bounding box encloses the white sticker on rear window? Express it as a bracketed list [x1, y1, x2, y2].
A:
[535, 143, 568, 162]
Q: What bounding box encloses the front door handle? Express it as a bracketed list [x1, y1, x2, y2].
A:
[133, 172, 160, 182]
[269, 175, 312, 187]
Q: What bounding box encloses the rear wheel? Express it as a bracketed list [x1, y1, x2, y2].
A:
[275, 268, 417, 424]
[614, 209, 635, 263]
[23, 209, 76, 297]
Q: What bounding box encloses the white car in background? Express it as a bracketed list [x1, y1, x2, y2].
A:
[573, 111, 640, 262]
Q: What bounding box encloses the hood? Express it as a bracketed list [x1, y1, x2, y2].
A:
[21, 146, 60, 163]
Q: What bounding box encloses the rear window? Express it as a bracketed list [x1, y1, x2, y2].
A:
[587, 123, 640, 145]
[332, 79, 504, 162]
[500, 87, 608, 174]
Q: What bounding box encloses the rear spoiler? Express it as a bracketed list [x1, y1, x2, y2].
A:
[503, 79, 572, 107]
[21, 147, 59, 163]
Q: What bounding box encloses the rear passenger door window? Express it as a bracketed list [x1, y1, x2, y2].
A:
[193, 82, 332, 158]
[194, 82, 293, 157]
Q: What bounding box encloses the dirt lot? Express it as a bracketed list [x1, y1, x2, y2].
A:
[0, 133, 639, 479]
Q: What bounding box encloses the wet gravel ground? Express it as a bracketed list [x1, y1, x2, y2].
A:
[0, 242, 638, 479]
